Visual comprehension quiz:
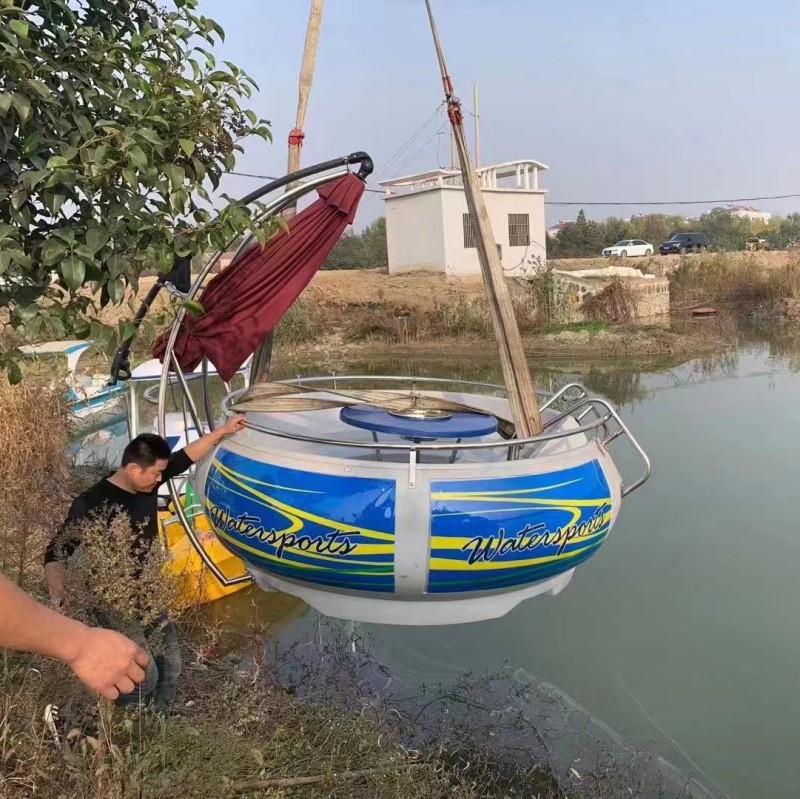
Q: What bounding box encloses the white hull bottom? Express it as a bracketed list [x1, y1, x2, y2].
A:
[249, 567, 575, 626]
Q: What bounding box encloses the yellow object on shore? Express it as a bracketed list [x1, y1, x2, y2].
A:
[160, 497, 250, 609]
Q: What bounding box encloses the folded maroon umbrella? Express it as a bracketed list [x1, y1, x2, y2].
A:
[152, 173, 365, 381]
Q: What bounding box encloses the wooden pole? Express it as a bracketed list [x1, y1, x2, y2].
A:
[250, 0, 325, 385]
[423, 0, 542, 436]
[474, 83, 480, 168]
[285, 0, 325, 217]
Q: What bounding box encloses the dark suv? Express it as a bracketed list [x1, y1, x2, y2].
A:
[659, 232, 711, 255]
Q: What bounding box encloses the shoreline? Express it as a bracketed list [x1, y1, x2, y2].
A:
[274, 321, 732, 368]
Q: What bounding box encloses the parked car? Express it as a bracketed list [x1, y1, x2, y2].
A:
[745, 237, 771, 252]
[602, 239, 654, 258]
[659, 232, 710, 255]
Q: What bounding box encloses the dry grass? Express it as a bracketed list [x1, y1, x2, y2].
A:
[0, 642, 483, 799]
[59, 512, 182, 644]
[582, 280, 637, 325]
[0, 372, 72, 589]
[669, 251, 800, 314]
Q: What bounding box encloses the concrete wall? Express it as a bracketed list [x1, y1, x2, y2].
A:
[386, 187, 546, 277]
[555, 272, 670, 321]
[385, 190, 446, 274]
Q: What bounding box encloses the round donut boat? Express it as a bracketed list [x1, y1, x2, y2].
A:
[192, 378, 649, 626]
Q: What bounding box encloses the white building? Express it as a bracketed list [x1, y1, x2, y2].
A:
[380, 159, 548, 277]
[725, 205, 772, 223]
[546, 220, 571, 238]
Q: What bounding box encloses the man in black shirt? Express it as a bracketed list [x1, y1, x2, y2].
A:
[44, 414, 245, 711]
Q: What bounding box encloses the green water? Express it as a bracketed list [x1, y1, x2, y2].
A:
[213, 329, 800, 797]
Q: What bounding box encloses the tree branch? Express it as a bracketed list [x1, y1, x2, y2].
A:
[231, 763, 426, 793]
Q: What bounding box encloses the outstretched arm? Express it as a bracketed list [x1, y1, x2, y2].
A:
[183, 414, 246, 465]
[0, 573, 149, 700]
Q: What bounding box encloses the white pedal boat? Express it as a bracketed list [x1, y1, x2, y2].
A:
[192, 377, 650, 626]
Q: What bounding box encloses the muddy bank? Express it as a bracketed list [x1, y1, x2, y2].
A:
[271, 268, 735, 361]
[275, 322, 730, 371]
[253, 617, 724, 799]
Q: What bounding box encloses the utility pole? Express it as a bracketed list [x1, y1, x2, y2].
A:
[250, 0, 324, 386]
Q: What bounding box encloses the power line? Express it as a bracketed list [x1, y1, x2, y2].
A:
[376, 102, 445, 181]
[546, 193, 800, 207]
[228, 170, 800, 208]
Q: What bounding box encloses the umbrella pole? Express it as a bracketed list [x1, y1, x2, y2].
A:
[250, 0, 325, 386]
[423, 0, 542, 437]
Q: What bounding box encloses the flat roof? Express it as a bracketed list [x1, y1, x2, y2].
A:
[379, 159, 549, 188]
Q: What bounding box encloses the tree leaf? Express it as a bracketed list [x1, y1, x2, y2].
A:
[86, 229, 110, 255]
[73, 318, 91, 339]
[119, 320, 138, 341]
[60, 255, 86, 291]
[11, 93, 31, 123]
[128, 145, 148, 170]
[0, 251, 12, 275]
[10, 187, 28, 211]
[40, 238, 67, 266]
[20, 169, 51, 190]
[138, 128, 163, 146]
[25, 79, 51, 100]
[0, 93, 12, 116]
[106, 277, 125, 304]
[9, 19, 28, 39]
[106, 254, 127, 278]
[165, 164, 185, 189]
[191, 157, 206, 182]
[179, 138, 195, 157]
[6, 361, 22, 386]
[179, 299, 204, 316]
[44, 191, 66, 216]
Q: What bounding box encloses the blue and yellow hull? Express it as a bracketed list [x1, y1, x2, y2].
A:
[194, 424, 623, 625]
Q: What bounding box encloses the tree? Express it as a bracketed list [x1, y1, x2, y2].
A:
[322, 216, 388, 270]
[548, 209, 607, 258]
[0, 0, 271, 380]
[694, 208, 751, 251]
[359, 216, 388, 269]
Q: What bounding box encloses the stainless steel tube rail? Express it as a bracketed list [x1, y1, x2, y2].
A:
[219, 375, 651, 496]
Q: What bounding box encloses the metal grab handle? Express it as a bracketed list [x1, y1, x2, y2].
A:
[587, 396, 651, 497]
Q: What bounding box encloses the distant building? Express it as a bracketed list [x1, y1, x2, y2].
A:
[547, 221, 572, 238]
[724, 205, 772, 223]
[380, 159, 548, 277]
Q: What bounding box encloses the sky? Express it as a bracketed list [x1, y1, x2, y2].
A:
[201, 0, 800, 229]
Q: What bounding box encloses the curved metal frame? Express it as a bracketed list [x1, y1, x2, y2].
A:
[157, 154, 373, 588]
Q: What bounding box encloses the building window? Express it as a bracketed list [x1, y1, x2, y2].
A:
[508, 213, 530, 247]
[463, 213, 477, 248]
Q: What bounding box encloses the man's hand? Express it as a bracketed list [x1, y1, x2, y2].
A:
[219, 414, 246, 437]
[184, 414, 247, 464]
[66, 627, 150, 701]
[0, 574, 151, 701]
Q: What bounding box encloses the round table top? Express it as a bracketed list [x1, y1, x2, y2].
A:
[340, 405, 498, 439]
